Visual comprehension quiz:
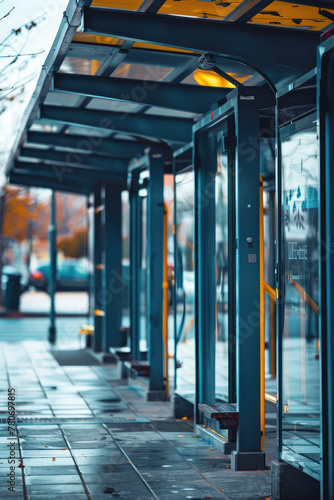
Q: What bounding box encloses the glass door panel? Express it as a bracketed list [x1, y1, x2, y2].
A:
[139, 195, 148, 353]
[280, 114, 320, 480]
[175, 167, 195, 403]
[215, 131, 230, 402]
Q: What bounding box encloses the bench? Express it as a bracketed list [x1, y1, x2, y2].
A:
[198, 403, 239, 430]
[124, 360, 150, 378]
[109, 346, 132, 362]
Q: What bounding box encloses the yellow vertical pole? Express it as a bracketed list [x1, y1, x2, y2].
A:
[259, 175, 265, 450]
[270, 299, 276, 378]
[163, 202, 169, 398]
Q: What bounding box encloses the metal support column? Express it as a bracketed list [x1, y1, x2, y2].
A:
[194, 132, 216, 421]
[102, 182, 123, 352]
[130, 171, 141, 361]
[231, 88, 266, 469]
[93, 188, 103, 352]
[48, 190, 56, 344]
[318, 39, 334, 500]
[147, 150, 165, 400]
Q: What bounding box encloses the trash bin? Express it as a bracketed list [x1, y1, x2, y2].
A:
[4, 272, 21, 311]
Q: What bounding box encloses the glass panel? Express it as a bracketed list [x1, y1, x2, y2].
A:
[175, 168, 195, 403]
[164, 175, 175, 388]
[121, 191, 130, 329]
[111, 63, 174, 81]
[1, 185, 51, 314]
[215, 132, 229, 402]
[251, 1, 334, 31]
[157, 0, 239, 20]
[55, 193, 89, 315]
[139, 195, 148, 353]
[280, 115, 320, 480]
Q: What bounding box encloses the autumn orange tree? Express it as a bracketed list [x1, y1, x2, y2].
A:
[57, 229, 87, 258]
[0, 185, 49, 306]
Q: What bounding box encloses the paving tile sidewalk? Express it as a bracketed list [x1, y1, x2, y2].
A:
[0, 339, 271, 499]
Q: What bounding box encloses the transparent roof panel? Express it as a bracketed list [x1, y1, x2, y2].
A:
[145, 107, 198, 120]
[66, 126, 113, 138]
[86, 97, 140, 114]
[111, 62, 174, 81]
[91, 0, 143, 10]
[251, 2, 334, 30]
[157, 0, 243, 19]
[59, 57, 100, 75]
[44, 92, 80, 107]
[0, 0, 69, 186]
[30, 121, 65, 133]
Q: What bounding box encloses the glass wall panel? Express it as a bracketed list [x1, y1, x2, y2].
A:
[55, 192, 89, 315]
[280, 114, 320, 480]
[139, 194, 148, 353]
[164, 175, 175, 388]
[215, 131, 229, 402]
[121, 190, 130, 329]
[174, 167, 195, 403]
[1, 185, 51, 314]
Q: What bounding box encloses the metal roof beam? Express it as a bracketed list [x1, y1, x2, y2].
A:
[53, 73, 229, 113]
[138, 0, 167, 13]
[14, 160, 127, 184]
[82, 8, 320, 72]
[9, 172, 95, 194]
[40, 105, 193, 143]
[26, 131, 149, 159]
[20, 147, 128, 173]
[9, 172, 92, 195]
[69, 42, 198, 66]
[224, 0, 273, 23]
[280, 0, 334, 7]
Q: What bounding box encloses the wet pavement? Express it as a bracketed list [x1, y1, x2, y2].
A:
[0, 322, 272, 499]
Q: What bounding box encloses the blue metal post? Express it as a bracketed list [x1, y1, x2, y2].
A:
[194, 131, 216, 421]
[235, 88, 263, 454]
[48, 190, 56, 344]
[102, 182, 123, 351]
[318, 39, 334, 500]
[130, 170, 141, 361]
[147, 150, 165, 399]
[93, 188, 103, 352]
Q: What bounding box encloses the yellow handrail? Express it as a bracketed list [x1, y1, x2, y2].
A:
[259, 175, 265, 451]
[288, 274, 319, 316]
[162, 202, 169, 398]
[264, 281, 276, 302]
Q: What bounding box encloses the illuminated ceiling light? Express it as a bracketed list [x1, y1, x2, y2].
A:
[193, 69, 236, 88]
[195, 54, 242, 88]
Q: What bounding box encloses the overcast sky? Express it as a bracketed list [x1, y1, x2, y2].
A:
[0, 0, 69, 189]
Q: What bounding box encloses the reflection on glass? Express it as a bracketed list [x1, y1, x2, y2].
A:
[215, 133, 229, 402]
[164, 175, 175, 385]
[121, 191, 130, 328]
[281, 118, 320, 480]
[175, 168, 195, 403]
[1, 186, 51, 313]
[140, 195, 148, 352]
[55, 193, 89, 315]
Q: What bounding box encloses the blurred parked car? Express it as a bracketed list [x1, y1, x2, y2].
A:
[29, 260, 89, 293]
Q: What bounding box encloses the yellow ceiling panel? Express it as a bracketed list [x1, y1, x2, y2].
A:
[193, 69, 252, 88]
[251, 2, 334, 30]
[91, 0, 143, 9]
[158, 0, 243, 19]
[133, 42, 195, 54]
[73, 32, 122, 46]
